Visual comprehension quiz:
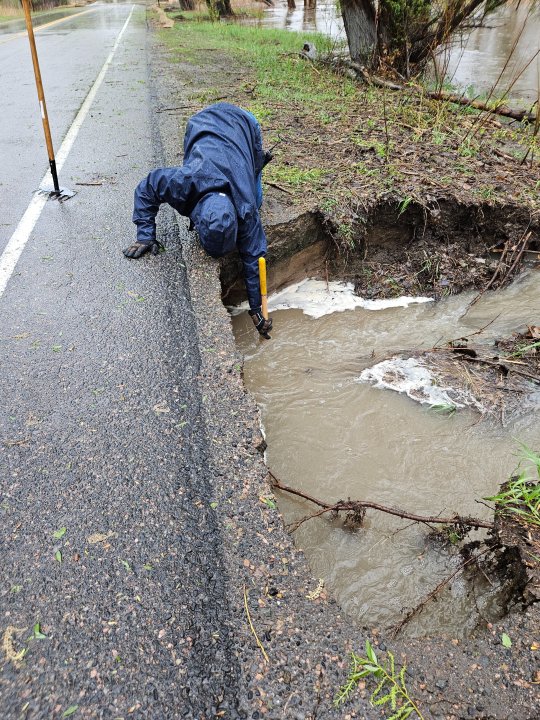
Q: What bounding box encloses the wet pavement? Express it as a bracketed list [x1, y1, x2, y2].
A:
[1, 4, 539, 719]
[1, 5, 242, 716]
[0, 6, 90, 35]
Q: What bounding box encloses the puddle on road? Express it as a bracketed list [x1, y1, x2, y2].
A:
[231, 271, 540, 637]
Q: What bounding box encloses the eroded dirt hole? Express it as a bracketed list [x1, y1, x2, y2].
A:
[226, 197, 540, 637]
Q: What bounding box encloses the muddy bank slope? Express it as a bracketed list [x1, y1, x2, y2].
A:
[151, 14, 540, 720]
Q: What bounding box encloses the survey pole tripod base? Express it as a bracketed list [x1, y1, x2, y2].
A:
[21, 0, 75, 202]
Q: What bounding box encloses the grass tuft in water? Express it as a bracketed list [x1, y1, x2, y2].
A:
[485, 444, 540, 527]
[429, 402, 457, 415]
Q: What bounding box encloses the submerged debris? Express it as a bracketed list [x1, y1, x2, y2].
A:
[358, 356, 477, 409]
[359, 326, 540, 422]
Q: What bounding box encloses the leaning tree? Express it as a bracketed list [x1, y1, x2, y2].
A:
[339, 0, 511, 77]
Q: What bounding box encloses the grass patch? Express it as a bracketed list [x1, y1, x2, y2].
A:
[162, 20, 354, 111]
[266, 165, 326, 187]
[486, 444, 540, 528]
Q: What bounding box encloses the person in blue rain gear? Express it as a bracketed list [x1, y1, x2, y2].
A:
[123, 102, 273, 339]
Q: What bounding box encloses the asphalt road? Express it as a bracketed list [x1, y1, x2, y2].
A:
[0, 4, 242, 717]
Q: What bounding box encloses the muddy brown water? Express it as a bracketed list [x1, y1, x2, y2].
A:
[251, 0, 540, 103]
[232, 269, 540, 637]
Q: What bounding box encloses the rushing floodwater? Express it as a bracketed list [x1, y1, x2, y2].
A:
[254, 0, 540, 103]
[232, 270, 540, 636]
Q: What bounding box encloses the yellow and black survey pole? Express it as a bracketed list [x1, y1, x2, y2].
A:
[258, 257, 268, 320]
[21, 0, 73, 199]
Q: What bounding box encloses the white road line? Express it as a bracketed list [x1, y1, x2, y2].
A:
[0, 4, 135, 300]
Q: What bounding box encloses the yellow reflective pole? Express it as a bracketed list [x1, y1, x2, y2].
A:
[258, 257, 268, 320]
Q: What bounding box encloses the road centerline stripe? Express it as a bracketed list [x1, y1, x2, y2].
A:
[0, 5, 135, 300]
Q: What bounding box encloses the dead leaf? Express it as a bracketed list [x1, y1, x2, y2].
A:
[87, 531, 117, 545]
[153, 402, 170, 414]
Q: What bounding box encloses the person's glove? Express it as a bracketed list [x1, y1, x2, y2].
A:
[123, 240, 162, 259]
[249, 309, 272, 340]
[262, 150, 273, 168]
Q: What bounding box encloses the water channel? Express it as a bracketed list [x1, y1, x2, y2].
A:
[253, 0, 540, 103]
[231, 270, 540, 636]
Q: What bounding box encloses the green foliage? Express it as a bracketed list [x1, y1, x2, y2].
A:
[320, 197, 339, 213]
[429, 403, 456, 415]
[397, 196, 412, 217]
[381, 0, 431, 47]
[506, 340, 540, 359]
[360, 0, 512, 75]
[334, 640, 424, 718]
[485, 444, 540, 527]
[266, 165, 326, 186]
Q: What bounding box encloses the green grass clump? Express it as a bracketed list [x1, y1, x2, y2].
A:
[334, 639, 423, 718]
[485, 444, 540, 527]
[161, 21, 355, 112]
[265, 165, 325, 186]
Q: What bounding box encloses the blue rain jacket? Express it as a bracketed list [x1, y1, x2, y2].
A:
[133, 103, 267, 310]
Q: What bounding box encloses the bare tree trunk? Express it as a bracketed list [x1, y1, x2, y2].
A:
[340, 0, 377, 65]
[304, 0, 316, 8]
[206, 0, 233, 17]
[287, 0, 296, 8]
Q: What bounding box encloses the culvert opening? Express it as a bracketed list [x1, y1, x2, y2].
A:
[225, 198, 540, 638]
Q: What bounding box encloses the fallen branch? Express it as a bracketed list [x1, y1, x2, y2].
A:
[323, 58, 537, 124]
[500, 230, 533, 288]
[456, 354, 540, 385]
[266, 181, 293, 195]
[445, 315, 501, 346]
[466, 228, 532, 310]
[269, 473, 493, 530]
[425, 90, 537, 124]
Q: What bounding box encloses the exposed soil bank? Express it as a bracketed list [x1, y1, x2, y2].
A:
[155, 11, 540, 719]
[223, 195, 540, 305]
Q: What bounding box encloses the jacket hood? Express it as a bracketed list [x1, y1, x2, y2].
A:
[190, 192, 238, 258]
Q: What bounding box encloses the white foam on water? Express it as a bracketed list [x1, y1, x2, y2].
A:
[229, 278, 433, 318]
[357, 357, 465, 408]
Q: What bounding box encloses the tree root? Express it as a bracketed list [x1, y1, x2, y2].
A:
[390, 545, 493, 637]
[269, 472, 494, 532]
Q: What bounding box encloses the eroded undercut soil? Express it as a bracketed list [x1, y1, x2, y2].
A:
[222, 194, 540, 305]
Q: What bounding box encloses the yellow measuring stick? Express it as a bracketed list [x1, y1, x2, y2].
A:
[258, 257, 268, 320]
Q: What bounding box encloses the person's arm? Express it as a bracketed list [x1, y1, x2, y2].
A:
[237, 214, 273, 339]
[124, 168, 190, 258]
